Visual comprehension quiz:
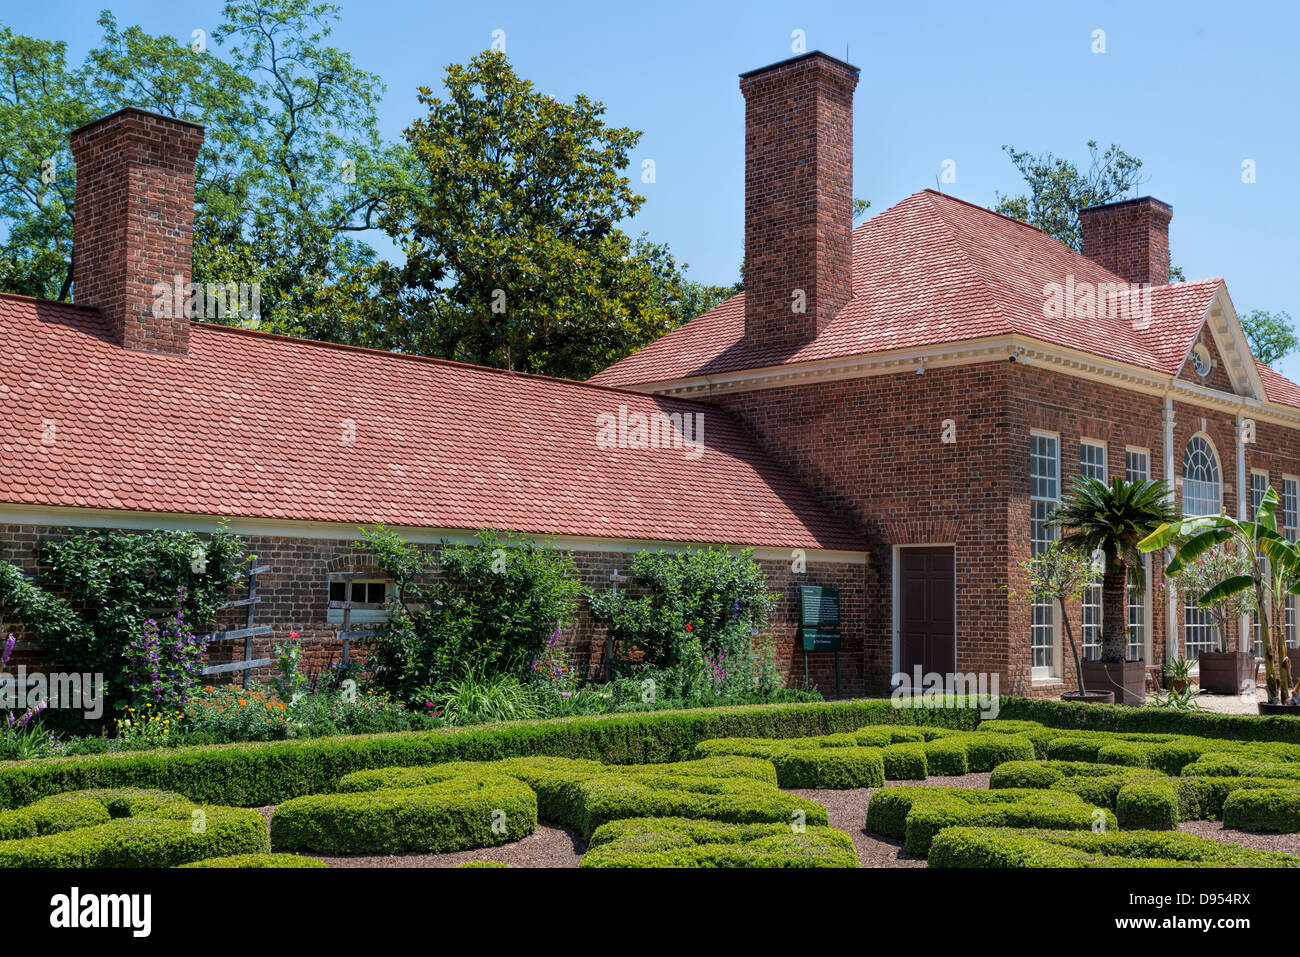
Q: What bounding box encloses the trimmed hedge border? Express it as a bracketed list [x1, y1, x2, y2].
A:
[0, 699, 980, 810]
[1222, 788, 1300, 832]
[0, 789, 268, 867]
[178, 853, 328, 868]
[580, 817, 859, 868]
[928, 827, 1300, 868]
[997, 697, 1300, 744]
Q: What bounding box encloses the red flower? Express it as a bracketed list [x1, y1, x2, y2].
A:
[289, 632, 301, 639]
[685, 623, 693, 633]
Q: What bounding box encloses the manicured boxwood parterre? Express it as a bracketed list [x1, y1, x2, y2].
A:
[580, 817, 859, 868]
[0, 789, 268, 867]
[178, 853, 327, 868]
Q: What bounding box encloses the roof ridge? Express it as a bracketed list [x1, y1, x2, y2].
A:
[189, 319, 718, 406]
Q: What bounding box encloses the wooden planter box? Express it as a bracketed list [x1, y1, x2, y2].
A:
[1197, 650, 1256, 695]
[1080, 659, 1146, 706]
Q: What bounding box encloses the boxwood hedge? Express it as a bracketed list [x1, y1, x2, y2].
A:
[581, 817, 859, 868]
[0, 789, 268, 867]
[0, 699, 980, 810]
[928, 827, 1300, 868]
[178, 853, 328, 868]
[1222, 787, 1300, 832]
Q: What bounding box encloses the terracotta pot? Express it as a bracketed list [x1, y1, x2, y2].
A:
[1080, 659, 1147, 706]
[1165, 677, 1188, 693]
[1061, 690, 1114, 705]
[1197, 650, 1257, 695]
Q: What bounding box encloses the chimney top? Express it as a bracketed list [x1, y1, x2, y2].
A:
[71, 106, 205, 139]
[738, 50, 860, 81]
[1079, 196, 1173, 287]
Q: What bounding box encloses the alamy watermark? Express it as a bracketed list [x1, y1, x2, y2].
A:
[1, 668, 105, 720]
[1042, 275, 1153, 327]
[152, 274, 261, 325]
[596, 404, 705, 460]
[890, 667, 1000, 719]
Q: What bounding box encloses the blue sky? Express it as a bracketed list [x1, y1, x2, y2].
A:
[9, 0, 1300, 378]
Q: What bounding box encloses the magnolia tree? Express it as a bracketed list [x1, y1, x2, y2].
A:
[1141, 487, 1300, 706]
[1168, 542, 1257, 653]
[1015, 542, 1097, 695]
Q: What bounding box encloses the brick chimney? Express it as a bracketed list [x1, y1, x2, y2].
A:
[740, 51, 859, 352]
[70, 108, 205, 355]
[1079, 196, 1173, 287]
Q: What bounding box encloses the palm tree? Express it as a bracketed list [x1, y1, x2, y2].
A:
[1140, 486, 1300, 705]
[1047, 478, 1181, 661]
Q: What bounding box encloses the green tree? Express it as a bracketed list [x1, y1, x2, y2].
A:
[1014, 542, 1100, 695]
[1240, 309, 1298, 368]
[0, 3, 406, 329]
[1141, 487, 1300, 705]
[995, 141, 1185, 282]
[1047, 478, 1180, 662]
[363, 51, 696, 379]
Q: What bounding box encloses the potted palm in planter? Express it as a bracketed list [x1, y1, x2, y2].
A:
[1169, 542, 1257, 694]
[1015, 542, 1114, 704]
[1048, 477, 1180, 706]
[1140, 486, 1300, 714]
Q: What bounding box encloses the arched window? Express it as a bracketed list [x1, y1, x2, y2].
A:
[1182, 435, 1222, 517]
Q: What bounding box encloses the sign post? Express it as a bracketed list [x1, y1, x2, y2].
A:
[799, 584, 841, 699]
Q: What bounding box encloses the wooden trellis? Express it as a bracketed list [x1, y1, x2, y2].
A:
[327, 568, 391, 671]
[202, 564, 272, 688]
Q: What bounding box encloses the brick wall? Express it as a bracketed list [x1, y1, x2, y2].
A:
[0, 525, 868, 700]
[1079, 197, 1172, 287]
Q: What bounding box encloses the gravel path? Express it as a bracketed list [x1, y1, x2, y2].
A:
[788, 772, 992, 868]
[1177, 820, 1300, 856]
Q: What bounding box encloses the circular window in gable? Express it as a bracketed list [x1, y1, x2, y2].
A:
[1191, 343, 1212, 377]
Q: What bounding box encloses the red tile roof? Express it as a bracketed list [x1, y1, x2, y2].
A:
[592, 190, 1300, 409]
[0, 295, 864, 551]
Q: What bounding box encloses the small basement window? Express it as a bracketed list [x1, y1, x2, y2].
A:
[326, 579, 393, 625]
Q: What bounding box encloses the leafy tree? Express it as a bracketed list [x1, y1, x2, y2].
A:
[363, 51, 696, 379]
[1168, 542, 1257, 653]
[1240, 309, 1298, 368]
[994, 141, 1185, 283]
[1014, 542, 1099, 695]
[0, 527, 247, 720]
[1048, 478, 1180, 662]
[359, 526, 583, 703]
[1141, 487, 1300, 705]
[0, 2, 405, 329]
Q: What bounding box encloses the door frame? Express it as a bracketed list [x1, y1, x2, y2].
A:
[891, 543, 957, 684]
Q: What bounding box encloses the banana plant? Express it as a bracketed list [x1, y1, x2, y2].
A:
[1138, 487, 1300, 705]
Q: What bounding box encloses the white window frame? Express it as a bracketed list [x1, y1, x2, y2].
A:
[1079, 440, 1107, 661]
[327, 578, 395, 625]
[1181, 434, 1223, 659]
[1182, 433, 1223, 518]
[1251, 469, 1269, 656]
[1125, 447, 1152, 661]
[1284, 476, 1299, 647]
[1030, 430, 1061, 679]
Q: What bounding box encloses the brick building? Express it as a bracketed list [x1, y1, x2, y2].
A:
[2, 52, 1298, 699]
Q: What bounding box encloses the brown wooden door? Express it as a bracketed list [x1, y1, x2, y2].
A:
[898, 546, 956, 676]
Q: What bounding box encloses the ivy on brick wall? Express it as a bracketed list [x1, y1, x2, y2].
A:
[0, 526, 247, 719]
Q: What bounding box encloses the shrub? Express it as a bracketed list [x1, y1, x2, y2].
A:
[922, 739, 969, 776]
[1050, 771, 1161, 811]
[453, 860, 509, 868]
[768, 748, 887, 789]
[1183, 753, 1300, 780]
[0, 789, 267, 867]
[422, 670, 540, 726]
[270, 771, 538, 854]
[853, 726, 926, 746]
[864, 786, 1114, 857]
[361, 526, 584, 701]
[1095, 742, 1151, 768]
[976, 720, 1061, 759]
[179, 853, 327, 868]
[0, 698, 980, 809]
[882, 743, 928, 781]
[581, 817, 859, 868]
[996, 697, 1300, 745]
[989, 762, 1065, 790]
[1116, 782, 1180, 830]
[928, 827, 1300, 868]
[958, 733, 1036, 772]
[1045, 736, 1104, 763]
[1222, 788, 1300, 832]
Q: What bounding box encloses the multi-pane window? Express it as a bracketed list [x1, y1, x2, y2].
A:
[326, 579, 392, 624]
[1182, 435, 1222, 517]
[1030, 432, 1060, 676]
[1080, 441, 1107, 661]
[1252, 470, 1269, 656]
[1126, 449, 1151, 661]
[1182, 436, 1222, 660]
[1284, 477, 1299, 647]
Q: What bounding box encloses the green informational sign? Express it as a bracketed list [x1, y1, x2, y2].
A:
[799, 585, 841, 652]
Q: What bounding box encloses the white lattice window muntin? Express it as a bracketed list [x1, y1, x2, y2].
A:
[1126, 449, 1151, 661]
[1030, 432, 1059, 676]
[1079, 441, 1106, 660]
[1182, 435, 1222, 517]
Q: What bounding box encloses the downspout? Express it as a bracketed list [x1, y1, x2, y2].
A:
[1237, 411, 1250, 654]
[1164, 395, 1179, 662]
